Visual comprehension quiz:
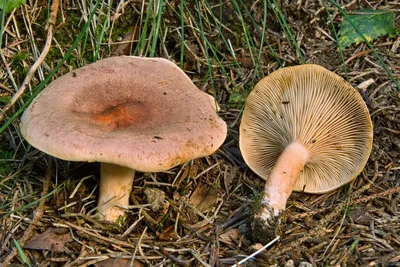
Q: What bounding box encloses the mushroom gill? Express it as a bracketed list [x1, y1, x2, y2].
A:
[239, 64, 373, 240]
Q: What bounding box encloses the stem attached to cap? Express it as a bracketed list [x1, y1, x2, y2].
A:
[262, 142, 309, 219]
[97, 163, 135, 221]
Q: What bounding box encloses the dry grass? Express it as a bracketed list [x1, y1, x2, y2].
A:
[1, 0, 399, 266]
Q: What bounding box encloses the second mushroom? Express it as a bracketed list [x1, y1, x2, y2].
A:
[21, 56, 227, 222]
[239, 64, 373, 239]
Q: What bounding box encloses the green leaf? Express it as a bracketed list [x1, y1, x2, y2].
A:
[338, 9, 396, 49]
[1, 0, 26, 13]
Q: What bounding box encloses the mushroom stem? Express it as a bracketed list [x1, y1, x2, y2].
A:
[97, 163, 135, 221]
[262, 142, 309, 219]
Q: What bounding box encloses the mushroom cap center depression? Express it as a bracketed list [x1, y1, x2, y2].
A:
[65, 79, 185, 135]
[87, 101, 148, 130]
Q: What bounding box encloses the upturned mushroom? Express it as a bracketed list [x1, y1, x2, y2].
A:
[239, 64, 373, 238]
[21, 56, 227, 221]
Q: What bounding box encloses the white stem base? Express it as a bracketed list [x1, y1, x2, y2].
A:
[97, 163, 135, 221]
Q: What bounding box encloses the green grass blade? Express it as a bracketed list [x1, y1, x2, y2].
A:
[257, 0, 267, 70]
[194, 0, 215, 97]
[94, 1, 112, 61]
[231, 0, 257, 70]
[238, 0, 282, 68]
[201, 1, 242, 70]
[13, 239, 32, 267]
[150, 0, 164, 57]
[321, 0, 348, 81]
[200, 1, 242, 71]
[0, 0, 6, 49]
[136, 0, 153, 56]
[1, 183, 63, 216]
[268, 0, 305, 63]
[180, 1, 236, 88]
[0, 0, 101, 134]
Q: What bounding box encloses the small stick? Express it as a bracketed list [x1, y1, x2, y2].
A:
[1, 157, 53, 266]
[61, 221, 135, 249]
[231, 236, 280, 267]
[0, 0, 60, 122]
[159, 247, 191, 267]
[132, 196, 159, 227]
[352, 186, 400, 204]
[345, 49, 372, 64]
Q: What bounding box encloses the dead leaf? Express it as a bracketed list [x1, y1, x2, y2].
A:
[184, 40, 200, 63]
[349, 206, 373, 225]
[24, 228, 72, 253]
[188, 183, 218, 212]
[111, 25, 139, 56]
[144, 187, 165, 212]
[175, 164, 199, 187]
[157, 225, 179, 241]
[219, 228, 240, 245]
[94, 258, 145, 267]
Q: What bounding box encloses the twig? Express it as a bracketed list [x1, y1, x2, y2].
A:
[132, 196, 159, 227]
[344, 49, 372, 64]
[231, 236, 280, 267]
[61, 221, 135, 249]
[0, 0, 60, 122]
[131, 226, 147, 265]
[158, 247, 192, 266]
[0, 49, 18, 91]
[352, 186, 400, 204]
[321, 194, 351, 259]
[189, 249, 211, 267]
[1, 157, 53, 266]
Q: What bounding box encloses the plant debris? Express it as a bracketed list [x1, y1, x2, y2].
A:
[23, 228, 72, 253]
[0, 0, 399, 266]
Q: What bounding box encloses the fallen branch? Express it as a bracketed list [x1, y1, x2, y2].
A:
[0, 0, 60, 122]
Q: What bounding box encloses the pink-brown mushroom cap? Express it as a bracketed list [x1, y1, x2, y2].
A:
[21, 56, 227, 171]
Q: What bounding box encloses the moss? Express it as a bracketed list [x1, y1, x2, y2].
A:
[228, 86, 248, 108]
[12, 51, 29, 62]
[46, 46, 62, 62]
[115, 214, 127, 227]
[10, 51, 30, 82]
[0, 95, 11, 105]
[0, 147, 14, 176]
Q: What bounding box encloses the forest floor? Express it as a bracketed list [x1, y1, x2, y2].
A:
[0, 0, 399, 266]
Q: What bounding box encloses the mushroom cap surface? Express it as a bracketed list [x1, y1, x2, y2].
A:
[239, 64, 373, 193]
[21, 56, 227, 172]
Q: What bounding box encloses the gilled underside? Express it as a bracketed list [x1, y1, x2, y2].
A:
[240, 65, 373, 241]
[240, 64, 373, 194]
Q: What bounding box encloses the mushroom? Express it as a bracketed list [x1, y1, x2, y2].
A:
[21, 56, 227, 221]
[239, 64, 373, 238]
